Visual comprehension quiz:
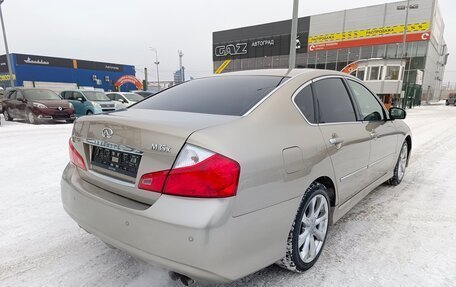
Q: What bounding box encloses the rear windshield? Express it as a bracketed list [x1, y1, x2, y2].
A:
[132, 75, 286, 116]
[83, 91, 110, 101]
[124, 93, 143, 102]
[23, 89, 61, 100]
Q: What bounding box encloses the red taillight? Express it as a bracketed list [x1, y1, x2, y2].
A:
[138, 170, 169, 192]
[138, 144, 240, 198]
[164, 153, 240, 198]
[69, 138, 86, 170]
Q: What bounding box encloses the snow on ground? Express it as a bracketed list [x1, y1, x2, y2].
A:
[1, 103, 456, 287]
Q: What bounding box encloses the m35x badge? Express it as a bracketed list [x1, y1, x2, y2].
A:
[151, 144, 171, 153]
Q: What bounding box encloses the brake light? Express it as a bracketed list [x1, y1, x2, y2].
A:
[69, 138, 86, 170]
[138, 144, 240, 198]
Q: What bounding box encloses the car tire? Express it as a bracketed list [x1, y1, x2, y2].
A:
[3, 109, 13, 121]
[86, 110, 93, 115]
[66, 119, 75, 123]
[388, 141, 408, 186]
[445, 100, 449, 106]
[278, 182, 330, 272]
[27, 110, 38, 125]
[453, 101, 456, 106]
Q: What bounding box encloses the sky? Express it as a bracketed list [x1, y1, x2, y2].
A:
[0, 0, 455, 82]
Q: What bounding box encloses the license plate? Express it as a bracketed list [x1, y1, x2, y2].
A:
[91, 146, 141, 178]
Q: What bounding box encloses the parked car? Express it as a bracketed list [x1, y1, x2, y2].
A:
[2, 88, 75, 124]
[132, 90, 156, 98]
[60, 90, 116, 117]
[106, 92, 144, 107]
[445, 93, 456, 106]
[61, 69, 411, 284]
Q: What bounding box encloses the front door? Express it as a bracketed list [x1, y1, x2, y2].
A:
[346, 79, 398, 182]
[313, 77, 372, 204]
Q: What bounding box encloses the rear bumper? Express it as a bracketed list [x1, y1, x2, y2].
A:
[61, 163, 297, 283]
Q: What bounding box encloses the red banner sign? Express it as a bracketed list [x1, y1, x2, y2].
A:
[308, 32, 431, 52]
[114, 75, 143, 90]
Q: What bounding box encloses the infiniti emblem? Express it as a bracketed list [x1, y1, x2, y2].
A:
[58, 106, 63, 111]
[102, 128, 114, 139]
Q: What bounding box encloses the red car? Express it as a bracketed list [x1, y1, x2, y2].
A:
[2, 88, 76, 124]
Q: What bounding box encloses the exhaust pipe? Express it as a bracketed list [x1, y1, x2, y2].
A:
[168, 271, 195, 286]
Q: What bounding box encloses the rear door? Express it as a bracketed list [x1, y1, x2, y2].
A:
[346, 79, 398, 182]
[314, 77, 372, 204]
[15, 90, 27, 118]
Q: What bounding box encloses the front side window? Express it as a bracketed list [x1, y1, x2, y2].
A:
[385, 66, 401, 80]
[347, 80, 384, 121]
[132, 76, 286, 116]
[8, 90, 16, 100]
[293, 84, 316, 124]
[106, 93, 116, 101]
[83, 91, 110, 101]
[16, 90, 24, 100]
[313, 78, 356, 123]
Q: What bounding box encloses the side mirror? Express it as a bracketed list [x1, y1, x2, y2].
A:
[389, 107, 406, 120]
[76, 97, 85, 102]
[118, 98, 125, 103]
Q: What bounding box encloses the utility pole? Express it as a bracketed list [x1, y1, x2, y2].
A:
[178, 50, 184, 82]
[288, 0, 299, 72]
[150, 47, 160, 91]
[143, 67, 148, 91]
[0, 0, 14, 88]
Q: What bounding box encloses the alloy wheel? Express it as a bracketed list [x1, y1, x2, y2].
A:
[298, 194, 329, 263]
[28, 111, 36, 124]
[3, 110, 9, 121]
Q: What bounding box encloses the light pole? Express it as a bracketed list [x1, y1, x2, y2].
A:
[149, 47, 160, 91]
[0, 0, 14, 88]
[178, 50, 184, 82]
[397, 0, 418, 108]
[288, 0, 299, 72]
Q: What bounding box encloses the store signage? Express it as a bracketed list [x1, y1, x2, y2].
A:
[77, 60, 124, 72]
[23, 57, 49, 65]
[0, 74, 16, 82]
[16, 54, 73, 68]
[308, 21, 431, 52]
[214, 43, 248, 57]
[416, 70, 424, 85]
[309, 21, 430, 44]
[213, 32, 308, 60]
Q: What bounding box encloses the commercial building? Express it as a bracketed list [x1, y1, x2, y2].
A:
[213, 0, 448, 105]
[0, 53, 137, 92]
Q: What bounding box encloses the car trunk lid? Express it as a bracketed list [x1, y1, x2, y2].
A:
[71, 109, 239, 205]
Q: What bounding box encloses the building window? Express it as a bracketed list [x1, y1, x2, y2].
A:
[357, 68, 366, 81]
[385, 66, 401, 80]
[368, 66, 382, 80]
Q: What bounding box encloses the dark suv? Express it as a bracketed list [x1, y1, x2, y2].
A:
[2, 88, 76, 124]
[446, 93, 456, 106]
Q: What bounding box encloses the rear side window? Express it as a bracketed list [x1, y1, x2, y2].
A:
[313, 78, 356, 123]
[294, 85, 316, 123]
[132, 76, 286, 116]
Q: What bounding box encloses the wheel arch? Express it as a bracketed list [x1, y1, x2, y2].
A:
[313, 176, 336, 207]
[404, 135, 412, 166]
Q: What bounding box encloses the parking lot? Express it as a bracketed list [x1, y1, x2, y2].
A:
[0, 103, 455, 287]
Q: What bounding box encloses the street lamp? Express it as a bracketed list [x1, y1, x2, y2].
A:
[149, 47, 160, 91]
[0, 0, 14, 88]
[288, 0, 299, 72]
[397, 0, 419, 108]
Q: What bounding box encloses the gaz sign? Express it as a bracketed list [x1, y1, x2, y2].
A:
[214, 43, 248, 57]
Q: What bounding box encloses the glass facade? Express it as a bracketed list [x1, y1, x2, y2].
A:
[214, 41, 430, 106]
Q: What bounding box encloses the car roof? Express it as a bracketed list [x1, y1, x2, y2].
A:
[216, 68, 350, 78]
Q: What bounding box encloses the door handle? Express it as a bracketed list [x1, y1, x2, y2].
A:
[329, 137, 344, 146]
